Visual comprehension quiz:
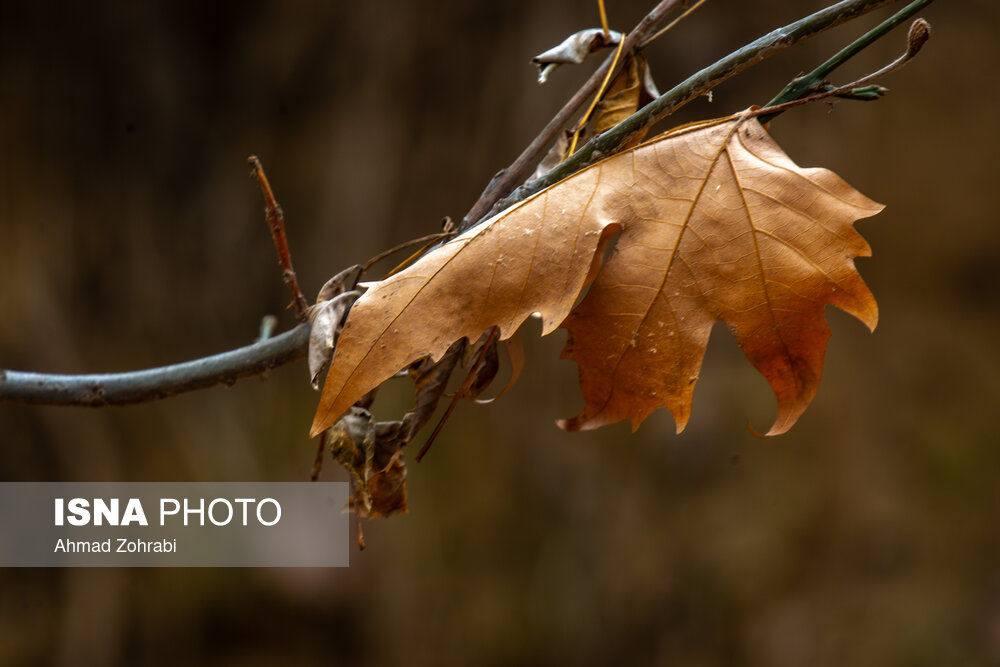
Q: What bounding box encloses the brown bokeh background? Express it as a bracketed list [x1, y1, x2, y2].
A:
[1, 1, 997, 665]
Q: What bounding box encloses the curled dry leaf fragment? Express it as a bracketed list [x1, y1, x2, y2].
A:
[463, 332, 501, 398]
[532, 130, 572, 181]
[316, 264, 361, 303]
[474, 327, 525, 405]
[326, 406, 376, 512]
[357, 450, 408, 519]
[591, 52, 659, 137]
[532, 28, 623, 83]
[406, 341, 465, 437]
[307, 290, 362, 390]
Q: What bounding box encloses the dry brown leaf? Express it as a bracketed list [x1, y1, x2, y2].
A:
[325, 407, 376, 511]
[533, 52, 658, 179]
[560, 115, 881, 434]
[312, 113, 881, 437]
[357, 450, 407, 519]
[591, 52, 658, 138]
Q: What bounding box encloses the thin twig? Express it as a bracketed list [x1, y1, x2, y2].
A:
[639, 0, 708, 48]
[744, 22, 927, 122]
[597, 0, 611, 41]
[750, 17, 930, 121]
[250, 155, 310, 321]
[360, 231, 455, 276]
[758, 0, 933, 123]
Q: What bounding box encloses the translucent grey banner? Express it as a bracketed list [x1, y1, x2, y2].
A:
[0, 483, 349, 567]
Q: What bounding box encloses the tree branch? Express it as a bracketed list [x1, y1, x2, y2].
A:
[757, 0, 934, 124]
[0, 323, 309, 406]
[0, 0, 931, 408]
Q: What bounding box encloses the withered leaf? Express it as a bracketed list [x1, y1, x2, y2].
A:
[532, 129, 572, 181]
[323, 407, 410, 519]
[325, 407, 376, 511]
[312, 113, 881, 437]
[474, 328, 525, 405]
[591, 52, 659, 139]
[463, 332, 501, 399]
[307, 290, 362, 390]
[357, 450, 407, 519]
[533, 53, 659, 179]
[532, 28, 623, 83]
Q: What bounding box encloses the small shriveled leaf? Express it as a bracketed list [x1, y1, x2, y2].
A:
[357, 450, 407, 519]
[326, 406, 376, 511]
[463, 332, 501, 399]
[533, 53, 658, 179]
[316, 265, 361, 303]
[532, 28, 622, 83]
[532, 130, 572, 181]
[591, 52, 659, 138]
[307, 291, 361, 390]
[474, 328, 525, 405]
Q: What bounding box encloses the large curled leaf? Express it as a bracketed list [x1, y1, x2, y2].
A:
[311, 113, 882, 438]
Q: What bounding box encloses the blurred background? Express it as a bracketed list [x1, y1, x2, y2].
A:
[1, 0, 996, 664]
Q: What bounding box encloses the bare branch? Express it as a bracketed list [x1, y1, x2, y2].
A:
[250, 155, 310, 321]
[0, 323, 309, 406]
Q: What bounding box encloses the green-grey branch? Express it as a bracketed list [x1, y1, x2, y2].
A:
[758, 0, 934, 123]
[0, 323, 309, 406]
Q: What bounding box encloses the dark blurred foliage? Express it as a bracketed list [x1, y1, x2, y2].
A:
[1, 1, 998, 665]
